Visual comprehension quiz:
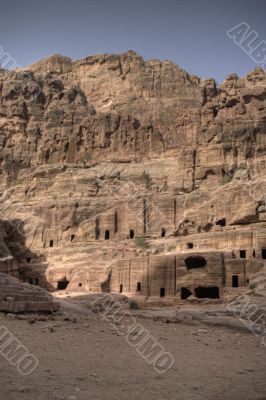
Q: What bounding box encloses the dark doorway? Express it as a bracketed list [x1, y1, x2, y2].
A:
[216, 218, 226, 227]
[232, 275, 239, 288]
[70, 234, 75, 242]
[262, 248, 266, 259]
[26, 257, 31, 263]
[161, 228, 166, 238]
[185, 256, 206, 270]
[129, 229, 135, 239]
[253, 249, 256, 258]
[187, 242, 193, 249]
[137, 282, 141, 292]
[57, 277, 69, 290]
[114, 211, 118, 234]
[119, 284, 123, 293]
[194, 286, 219, 299]
[49, 240, 54, 248]
[105, 230, 110, 240]
[181, 287, 192, 300]
[160, 288, 165, 297]
[78, 283, 82, 287]
[240, 250, 246, 258]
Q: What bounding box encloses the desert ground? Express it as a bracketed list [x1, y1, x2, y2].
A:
[0, 296, 265, 400]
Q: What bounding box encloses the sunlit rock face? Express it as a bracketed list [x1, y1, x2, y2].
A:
[0, 52, 265, 299]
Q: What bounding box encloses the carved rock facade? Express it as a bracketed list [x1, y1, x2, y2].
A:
[0, 52, 265, 300]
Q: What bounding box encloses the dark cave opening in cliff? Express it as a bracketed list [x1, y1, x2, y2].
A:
[262, 248, 266, 259]
[181, 287, 192, 300]
[194, 286, 219, 299]
[57, 278, 69, 290]
[216, 218, 226, 227]
[70, 234, 75, 242]
[114, 211, 118, 234]
[129, 229, 135, 239]
[160, 288, 165, 297]
[105, 230, 110, 240]
[187, 242, 194, 249]
[161, 228, 166, 237]
[240, 250, 246, 258]
[137, 282, 141, 292]
[185, 256, 206, 270]
[119, 284, 123, 293]
[232, 275, 239, 288]
[49, 240, 54, 247]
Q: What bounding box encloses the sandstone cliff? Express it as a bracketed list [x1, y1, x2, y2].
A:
[0, 51, 265, 299]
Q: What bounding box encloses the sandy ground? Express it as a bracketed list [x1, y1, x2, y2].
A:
[0, 303, 265, 400]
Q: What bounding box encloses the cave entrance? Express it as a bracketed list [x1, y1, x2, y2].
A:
[240, 250, 246, 259]
[114, 211, 118, 234]
[119, 284, 123, 293]
[129, 229, 135, 239]
[160, 288, 165, 297]
[57, 277, 69, 290]
[232, 275, 239, 288]
[181, 287, 192, 300]
[216, 218, 226, 227]
[70, 234, 75, 242]
[105, 230, 110, 240]
[195, 286, 219, 299]
[185, 256, 206, 270]
[161, 228, 166, 238]
[187, 242, 194, 249]
[262, 248, 266, 259]
[137, 282, 141, 292]
[49, 240, 54, 248]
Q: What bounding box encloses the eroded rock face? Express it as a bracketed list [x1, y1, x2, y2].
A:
[0, 52, 265, 299]
[0, 273, 59, 313]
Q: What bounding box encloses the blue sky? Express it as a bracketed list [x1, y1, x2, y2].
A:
[0, 0, 265, 82]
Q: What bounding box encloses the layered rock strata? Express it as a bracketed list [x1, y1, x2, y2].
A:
[0, 51, 265, 300]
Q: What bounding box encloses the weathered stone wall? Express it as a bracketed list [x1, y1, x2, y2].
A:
[107, 251, 263, 300]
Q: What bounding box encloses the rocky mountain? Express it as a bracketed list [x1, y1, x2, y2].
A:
[0, 51, 265, 300]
